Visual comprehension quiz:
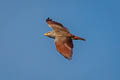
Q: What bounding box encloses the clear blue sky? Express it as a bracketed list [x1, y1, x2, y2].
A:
[0, 0, 120, 80]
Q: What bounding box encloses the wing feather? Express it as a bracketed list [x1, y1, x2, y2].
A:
[54, 37, 73, 60]
[46, 18, 69, 32]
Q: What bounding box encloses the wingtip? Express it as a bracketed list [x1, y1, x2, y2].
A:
[64, 56, 72, 60]
[46, 17, 52, 22]
[47, 17, 49, 19]
[67, 58, 72, 60]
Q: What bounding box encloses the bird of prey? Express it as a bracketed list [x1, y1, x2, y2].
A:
[44, 18, 85, 60]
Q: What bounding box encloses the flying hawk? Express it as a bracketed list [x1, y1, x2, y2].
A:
[44, 18, 85, 60]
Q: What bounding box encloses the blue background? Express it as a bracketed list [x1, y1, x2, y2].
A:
[0, 0, 120, 80]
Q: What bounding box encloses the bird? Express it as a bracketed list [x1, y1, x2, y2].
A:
[44, 17, 85, 60]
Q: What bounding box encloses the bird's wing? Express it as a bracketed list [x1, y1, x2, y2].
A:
[54, 37, 73, 60]
[46, 18, 69, 32]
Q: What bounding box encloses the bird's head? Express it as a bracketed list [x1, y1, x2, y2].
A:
[44, 31, 55, 39]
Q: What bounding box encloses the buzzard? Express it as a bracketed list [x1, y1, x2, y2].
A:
[44, 18, 85, 60]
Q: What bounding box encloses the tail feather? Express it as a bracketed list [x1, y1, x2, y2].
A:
[72, 35, 86, 41]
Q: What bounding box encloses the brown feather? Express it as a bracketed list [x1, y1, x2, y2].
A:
[71, 35, 86, 41]
[46, 17, 69, 32]
[54, 37, 73, 59]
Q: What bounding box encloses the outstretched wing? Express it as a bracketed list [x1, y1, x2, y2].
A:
[54, 36, 73, 60]
[46, 17, 69, 32]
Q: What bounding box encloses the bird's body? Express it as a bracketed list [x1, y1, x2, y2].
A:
[44, 18, 85, 60]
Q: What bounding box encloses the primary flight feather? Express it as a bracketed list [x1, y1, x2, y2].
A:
[44, 18, 85, 60]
